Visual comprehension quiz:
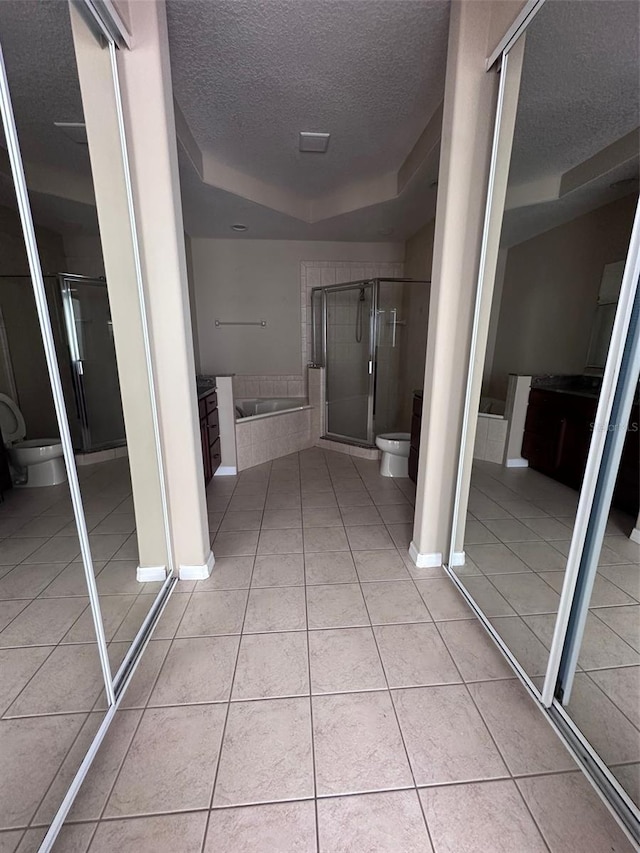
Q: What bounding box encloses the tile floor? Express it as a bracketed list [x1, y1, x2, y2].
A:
[461, 460, 640, 808]
[2, 448, 634, 851]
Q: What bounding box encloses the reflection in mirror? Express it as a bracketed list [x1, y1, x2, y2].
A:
[450, 0, 639, 800]
[0, 0, 171, 840]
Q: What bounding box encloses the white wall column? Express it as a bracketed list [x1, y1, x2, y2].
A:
[114, 0, 211, 577]
[410, 0, 527, 569]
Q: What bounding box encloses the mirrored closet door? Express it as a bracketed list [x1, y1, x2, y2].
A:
[0, 2, 174, 849]
[446, 0, 639, 842]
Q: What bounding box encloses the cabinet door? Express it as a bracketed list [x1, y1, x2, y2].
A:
[201, 418, 211, 484]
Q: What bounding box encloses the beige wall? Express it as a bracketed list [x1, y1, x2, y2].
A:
[190, 239, 404, 376]
[486, 194, 638, 399]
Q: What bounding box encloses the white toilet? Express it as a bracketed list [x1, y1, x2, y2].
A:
[375, 432, 411, 477]
[0, 393, 66, 487]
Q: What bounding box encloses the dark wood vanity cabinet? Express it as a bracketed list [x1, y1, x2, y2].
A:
[409, 392, 422, 483]
[199, 389, 220, 485]
[523, 388, 639, 515]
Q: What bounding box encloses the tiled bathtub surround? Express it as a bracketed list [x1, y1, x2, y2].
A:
[232, 375, 305, 399]
[27, 448, 634, 852]
[235, 408, 313, 471]
[474, 414, 508, 464]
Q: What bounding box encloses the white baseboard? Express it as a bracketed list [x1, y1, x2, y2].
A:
[214, 465, 237, 476]
[630, 527, 640, 545]
[450, 551, 466, 567]
[409, 541, 443, 568]
[505, 457, 529, 468]
[136, 565, 167, 582]
[179, 550, 214, 580]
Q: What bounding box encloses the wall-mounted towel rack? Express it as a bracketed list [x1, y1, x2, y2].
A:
[215, 319, 267, 327]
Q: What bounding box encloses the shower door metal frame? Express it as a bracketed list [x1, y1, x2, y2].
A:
[319, 280, 377, 446]
[312, 277, 428, 448]
[59, 273, 126, 453]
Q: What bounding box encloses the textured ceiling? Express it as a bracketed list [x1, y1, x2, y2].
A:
[166, 0, 450, 197]
[509, 0, 640, 187]
[0, 1, 91, 177]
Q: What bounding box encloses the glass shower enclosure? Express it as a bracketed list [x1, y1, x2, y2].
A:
[312, 278, 428, 446]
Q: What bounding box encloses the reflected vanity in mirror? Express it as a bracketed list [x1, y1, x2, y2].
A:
[447, 0, 640, 824]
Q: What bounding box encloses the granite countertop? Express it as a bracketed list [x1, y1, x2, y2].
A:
[196, 375, 217, 399]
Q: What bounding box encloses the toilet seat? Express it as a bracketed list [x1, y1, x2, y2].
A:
[0, 393, 26, 444]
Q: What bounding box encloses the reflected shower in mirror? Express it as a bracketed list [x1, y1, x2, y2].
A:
[451, 0, 639, 699]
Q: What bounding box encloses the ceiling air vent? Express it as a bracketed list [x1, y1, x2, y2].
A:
[299, 132, 330, 153]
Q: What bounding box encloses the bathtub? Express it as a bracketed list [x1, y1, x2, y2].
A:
[235, 397, 308, 420]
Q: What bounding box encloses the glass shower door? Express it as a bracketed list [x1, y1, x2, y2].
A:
[60, 275, 126, 451]
[325, 283, 374, 443]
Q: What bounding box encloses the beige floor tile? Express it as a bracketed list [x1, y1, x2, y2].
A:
[301, 492, 338, 509]
[7, 644, 104, 716]
[593, 605, 640, 652]
[317, 790, 431, 853]
[64, 594, 137, 643]
[302, 506, 342, 527]
[257, 528, 303, 555]
[233, 632, 309, 699]
[353, 550, 410, 581]
[18, 823, 95, 853]
[345, 525, 394, 551]
[177, 590, 248, 637]
[244, 586, 306, 632]
[0, 646, 52, 714]
[464, 520, 500, 545]
[468, 680, 577, 775]
[339, 505, 383, 526]
[305, 552, 357, 585]
[88, 533, 131, 562]
[374, 623, 460, 688]
[252, 554, 304, 587]
[525, 613, 638, 670]
[309, 627, 385, 693]
[420, 780, 547, 853]
[214, 697, 313, 806]
[566, 672, 640, 764]
[392, 685, 507, 785]
[149, 636, 239, 706]
[0, 714, 84, 828]
[96, 561, 151, 596]
[306, 584, 369, 629]
[194, 556, 254, 590]
[35, 710, 140, 824]
[267, 492, 303, 510]
[362, 581, 431, 625]
[376, 503, 414, 524]
[228, 494, 266, 512]
[465, 543, 531, 574]
[303, 527, 349, 553]
[0, 562, 67, 600]
[106, 704, 226, 816]
[218, 510, 263, 532]
[0, 597, 88, 647]
[261, 509, 302, 530]
[438, 618, 513, 681]
[414, 579, 472, 621]
[507, 540, 567, 570]
[213, 530, 259, 557]
[483, 518, 543, 542]
[0, 537, 50, 566]
[489, 616, 551, 677]
[543, 572, 634, 607]
[35, 561, 103, 598]
[386, 523, 413, 550]
[598, 564, 640, 600]
[106, 640, 171, 710]
[490, 573, 560, 615]
[517, 772, 636, 852]
[113, 593, 188, 643]
[610, 763, 640, 806]
[313, 691, 413, 795]
[89, 812, 208, 853]
[603, 535, 640, 564]
[497, 499, 548, 519]
[522, 517, 573, 541]
[459, 577, 516, 617]
[205, 801, 316, 853]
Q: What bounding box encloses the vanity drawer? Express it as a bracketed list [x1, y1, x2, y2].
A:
[207, 409, 220, 445]
[210, 438, 221, 475]
[205, 391, 218, 414]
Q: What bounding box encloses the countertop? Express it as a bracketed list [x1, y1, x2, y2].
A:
[196, 375, 217, 400]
